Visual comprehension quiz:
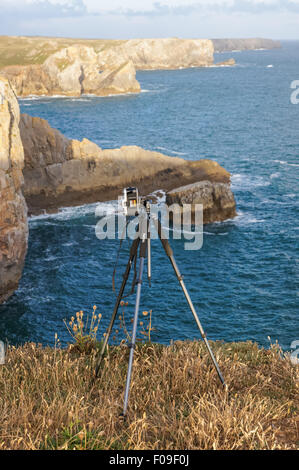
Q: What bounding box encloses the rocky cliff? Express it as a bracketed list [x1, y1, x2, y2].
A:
[0, 37, 217, 97]
[212, 38, 281, 53]
[97, 38, 214, 70]
[19, 114, 235, 223]
[166, 181, 236, 224]
[1, 45, 140, 97]
[0, 77, 28, 304]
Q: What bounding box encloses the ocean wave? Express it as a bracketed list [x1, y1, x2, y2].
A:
[97, 91, 141, 98]
[273, 160, 299, 168]
[203, 231, 229, 236]
[19, 92, 140, 102]
[19, 94, 70, 101]
[231, 173, 271, 190]
[156, 146, 187, 156]
[210, 64, 235, 68]
[270, 172, 280, 179]
[29, 201, 105, 224]
[232, 212, 266, 226]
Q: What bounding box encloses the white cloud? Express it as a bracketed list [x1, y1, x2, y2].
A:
[1, 0, 299, 38]
[2, 0, 299, 14]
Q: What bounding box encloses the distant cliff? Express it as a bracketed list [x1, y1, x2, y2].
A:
[0, 36, 216, 97]
[0, 77, 28, 304]
[19, 113, 236, 223]
[212, 38, 281, 52]
[97, 38, 214, 70]
[1, 45, 140, 98]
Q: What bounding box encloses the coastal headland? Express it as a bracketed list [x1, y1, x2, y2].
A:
[0, 74, 236, 303]
[0, 35, 246, 97]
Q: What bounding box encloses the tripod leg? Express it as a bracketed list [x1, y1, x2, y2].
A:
[147, 211, 151, 287]
[122, 236, 147, 416]
[95, 237, 140, 377]
[153, 217, 226, 388]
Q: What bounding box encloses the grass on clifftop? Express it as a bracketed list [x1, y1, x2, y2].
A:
[0, 36, 124, 68]
[0, 337, 298, 450]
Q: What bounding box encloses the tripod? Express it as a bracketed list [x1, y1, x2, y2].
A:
[95, 200, 226, 417]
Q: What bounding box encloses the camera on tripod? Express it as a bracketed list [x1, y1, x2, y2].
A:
[121, 187, 140, 216]
[95, 186, 226, 417]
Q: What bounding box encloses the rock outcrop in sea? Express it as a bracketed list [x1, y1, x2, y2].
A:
[166, 181, 236, 224]
[20, 113, 236, 224]
[0, 77, 28, 304]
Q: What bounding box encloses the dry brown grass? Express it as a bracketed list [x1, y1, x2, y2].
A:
[0, 339, 298, 450]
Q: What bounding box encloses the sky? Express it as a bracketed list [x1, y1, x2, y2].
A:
[0, 0, 299, 39]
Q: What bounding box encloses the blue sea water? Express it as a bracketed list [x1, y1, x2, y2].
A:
[0, 41, 298, 350]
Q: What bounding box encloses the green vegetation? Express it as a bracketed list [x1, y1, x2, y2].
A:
[0, 36, 124, 69]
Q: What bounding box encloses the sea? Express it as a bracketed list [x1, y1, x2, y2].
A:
[0, 41, 298, 351]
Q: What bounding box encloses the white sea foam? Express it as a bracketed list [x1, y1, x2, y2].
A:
[210, 64, 234, 68]
[273, 160, 299, 168]
[270, 172, 280, 179]
[19, 94, 69, 100]
[62, 241, 75, 247]
[232, 212, 266, 226]
[156, 146, 187, 156]
[231, 173, 270, 190]
[149, 189, 166, 204]
[29, 201, 113, 223]
[19, 96, 41, 101]
[19, 91, 140, 102]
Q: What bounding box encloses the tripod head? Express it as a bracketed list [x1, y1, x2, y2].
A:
[121, 186, 152, 218]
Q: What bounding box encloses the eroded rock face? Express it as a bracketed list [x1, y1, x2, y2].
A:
[43, 45, 141, 96]
[97, 38, 214, 70]
[1, 45, 140, 97]
[19, 113, 235, 223]
[0, 77, 28, 304]
[0, 38, 217, 97]
[166, 181, 237, 224]
[0, 65, 53, 97]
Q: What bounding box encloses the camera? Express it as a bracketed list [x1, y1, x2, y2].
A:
[121, 187, 140, 216]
